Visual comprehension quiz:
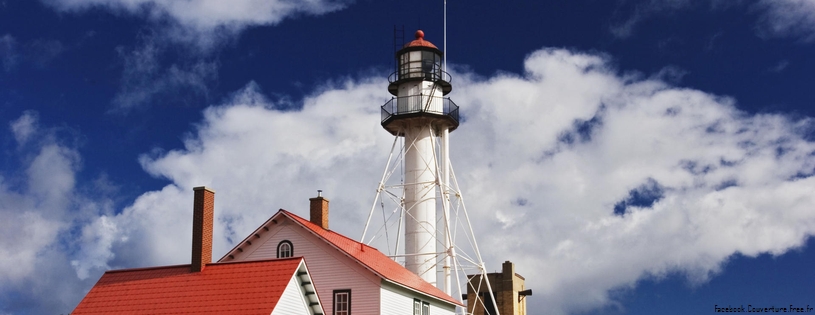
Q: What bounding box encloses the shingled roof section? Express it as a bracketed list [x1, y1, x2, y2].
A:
[280, 209, 462, 306]
[73, 258, 306, 314]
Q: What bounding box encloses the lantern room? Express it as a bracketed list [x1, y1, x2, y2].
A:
[381, 30, 459, 136]
[387, 30, 452, 96]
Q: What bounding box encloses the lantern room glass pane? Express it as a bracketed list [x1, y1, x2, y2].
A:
[397, 50, 443, 81]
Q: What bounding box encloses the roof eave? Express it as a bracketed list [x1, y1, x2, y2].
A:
[218, 210, 286, 262]
[281, 211, 463, 307]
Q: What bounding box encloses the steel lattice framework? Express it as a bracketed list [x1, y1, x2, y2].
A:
[361, 126, 500, 315]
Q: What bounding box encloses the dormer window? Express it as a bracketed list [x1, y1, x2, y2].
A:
[277, 240, 293, 258]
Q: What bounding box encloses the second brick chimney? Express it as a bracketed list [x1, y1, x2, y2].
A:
[191, 186, 215, 272]
[309, 190, 329, 230]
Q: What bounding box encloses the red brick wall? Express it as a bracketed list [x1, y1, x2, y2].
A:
[192, 187, 215, 272]
[309, 196, 329, 230]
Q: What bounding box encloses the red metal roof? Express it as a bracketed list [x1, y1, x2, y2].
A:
[404, 30, 439, 49]
[73, 258, 304, 314]
[279, 210, 462, 306]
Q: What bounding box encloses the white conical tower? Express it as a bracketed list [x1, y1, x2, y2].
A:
[362, 30, 500, 314]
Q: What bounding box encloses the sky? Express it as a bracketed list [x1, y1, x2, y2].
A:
[1, 0, 815, 314]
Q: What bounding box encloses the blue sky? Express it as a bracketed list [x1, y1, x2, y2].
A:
[2, 0, 815, 314]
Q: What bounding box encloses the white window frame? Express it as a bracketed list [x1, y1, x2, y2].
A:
[414, 298, 430, 315]
[277, 240, 293, 258]
[334, 289, 351, 315]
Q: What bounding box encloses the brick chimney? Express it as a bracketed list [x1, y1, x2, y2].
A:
[191, 186, 215, 272]
[309, 190, 329, 229]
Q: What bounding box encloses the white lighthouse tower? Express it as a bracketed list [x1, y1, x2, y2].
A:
[362, 30, 500, 314]
[381, 30, 456, 286]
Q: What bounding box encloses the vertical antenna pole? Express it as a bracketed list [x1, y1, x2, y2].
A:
[442, 0, 452, 297]
[444, 0, 447, 72]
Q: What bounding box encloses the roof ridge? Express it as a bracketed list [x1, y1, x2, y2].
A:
[217, 208, 461, 306]
[208, 256, 303, 266]
[104, 264, 190, 274]
[217, 211, 281, 262]
[106, 257, 305, 274]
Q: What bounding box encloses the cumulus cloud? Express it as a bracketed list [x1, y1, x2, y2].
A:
[38, 0, 352, 111]
[40, 0, 351, 46]
[73, 79, 389, 277]
[6, 48, 815, 314]
[0, 112, 111, 314]
[67, 48, 815, 315]
[10, 111, 38, 145]
[450, 49, 815, 314]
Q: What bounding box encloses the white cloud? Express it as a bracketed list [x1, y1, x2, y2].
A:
[0, 112, 111, 314]
[110, 37, 218, 112]
[449, 48, 815, 314]
[40, 0, 351, 46]
[71, 215, 118, 280]
[6, 48, 815, 314]
[39, 0, 352, 111]
[74, 79, 389, 274]
[610, 0, 815, 42]
[610, 0, 694, 39]
[39, 0, 351, 111]
[68, 48, 815, 315]
[756, 0, 815, 41]
[0, 207, 64, 282]
[9, 111, 38, 145]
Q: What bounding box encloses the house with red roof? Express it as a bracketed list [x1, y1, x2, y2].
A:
[73, 186, 461, 315]
[72, 257, 323, 315]
[73, 187, 324, 315]
[218, 194, 463, 315]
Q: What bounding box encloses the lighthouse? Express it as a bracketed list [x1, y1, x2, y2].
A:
[363, 29, 517, 315]
[380, 30, 458, 287]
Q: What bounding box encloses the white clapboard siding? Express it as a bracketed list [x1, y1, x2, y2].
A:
[271, 273, 311, 315]
[430, 303, 456, 315]
[380, 281, 458, 315]
[228, 217, 381, 315]
[380, 285, 413, 315]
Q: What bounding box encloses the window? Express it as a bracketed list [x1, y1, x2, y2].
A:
[421, 51, 441, 81]
[333, 290, 351, 315]
[276, 240, 293, 258]
[398, 50, 441, 81]
[413, 299, 430, 315]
